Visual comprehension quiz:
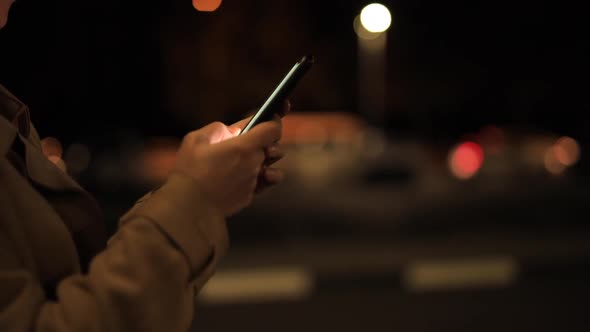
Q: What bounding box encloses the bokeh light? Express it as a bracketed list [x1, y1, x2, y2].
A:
[47, 155, 67, 173]
[353, 15, 381, 40]
[294, 123, 329, 151]
[140, 138, 180, 183]
[193, 0, 223, 12]
[544, 147, 566, 175]
[360, 3, 392, 33]
[449, 142, 484, 180]
[553, 136, 580, 167]
[41, 137, 63, 158]
[281, 113, 365, 145]
[521, 137, 554, 168]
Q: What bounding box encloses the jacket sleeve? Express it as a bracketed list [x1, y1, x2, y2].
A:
[0, 172, 229, 332]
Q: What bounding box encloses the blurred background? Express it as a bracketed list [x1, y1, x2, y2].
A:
[2, 0, 590, 330]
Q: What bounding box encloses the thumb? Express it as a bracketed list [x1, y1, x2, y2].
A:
[195, 122, 234, 144]
[229, 127, 242, 136]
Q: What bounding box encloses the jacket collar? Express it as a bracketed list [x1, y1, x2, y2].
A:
[0, 84, 30, 139]
[0, 84, 83, 192]
[23, 130, 85, 193]
[0, 115, 18, 157]
[1, 84, 28, 157]
[1, 84, 31, 155]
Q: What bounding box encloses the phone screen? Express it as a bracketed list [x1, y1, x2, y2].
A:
[240, 55, 314, 134]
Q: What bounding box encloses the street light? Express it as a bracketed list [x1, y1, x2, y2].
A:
[355, 3, 392, 125]
[360, 3, 392, 33]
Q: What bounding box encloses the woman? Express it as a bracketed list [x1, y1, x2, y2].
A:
[0, 1, 288, 330]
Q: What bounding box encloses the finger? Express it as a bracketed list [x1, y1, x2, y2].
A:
[263, 167, 284, 184]
[264, 144, 284, 165]
[228, 126, 242, 136]
[241, 120, 282, 148]
[255, 168, 284, 193]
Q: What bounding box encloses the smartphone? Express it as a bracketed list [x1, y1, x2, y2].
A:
[240, 55, 315, 134]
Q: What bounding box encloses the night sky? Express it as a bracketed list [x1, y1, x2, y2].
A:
[1, 0, 589, 144]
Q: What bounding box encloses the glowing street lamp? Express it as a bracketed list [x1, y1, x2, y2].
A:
[355, 3, 393, 125]
[360, 3, 392, 33]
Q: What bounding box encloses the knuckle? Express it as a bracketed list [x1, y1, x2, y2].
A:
[210, 121, 225, 130]
[183, 131, 198, 143]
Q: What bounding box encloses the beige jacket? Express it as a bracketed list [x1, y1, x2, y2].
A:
[0, 84, 229, 332]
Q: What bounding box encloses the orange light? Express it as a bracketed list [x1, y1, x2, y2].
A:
[294, 123, 329, 148]
[449, 142, 484, 180]
[281, 113, 365, 145]
[544, 147, 566, 175]
[41, 137, 63, 158]
[140, 138, 180, 183]
[193, 0, 222, 12]
[47, 155, 67, 172]
[553, 136, 580, 166]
